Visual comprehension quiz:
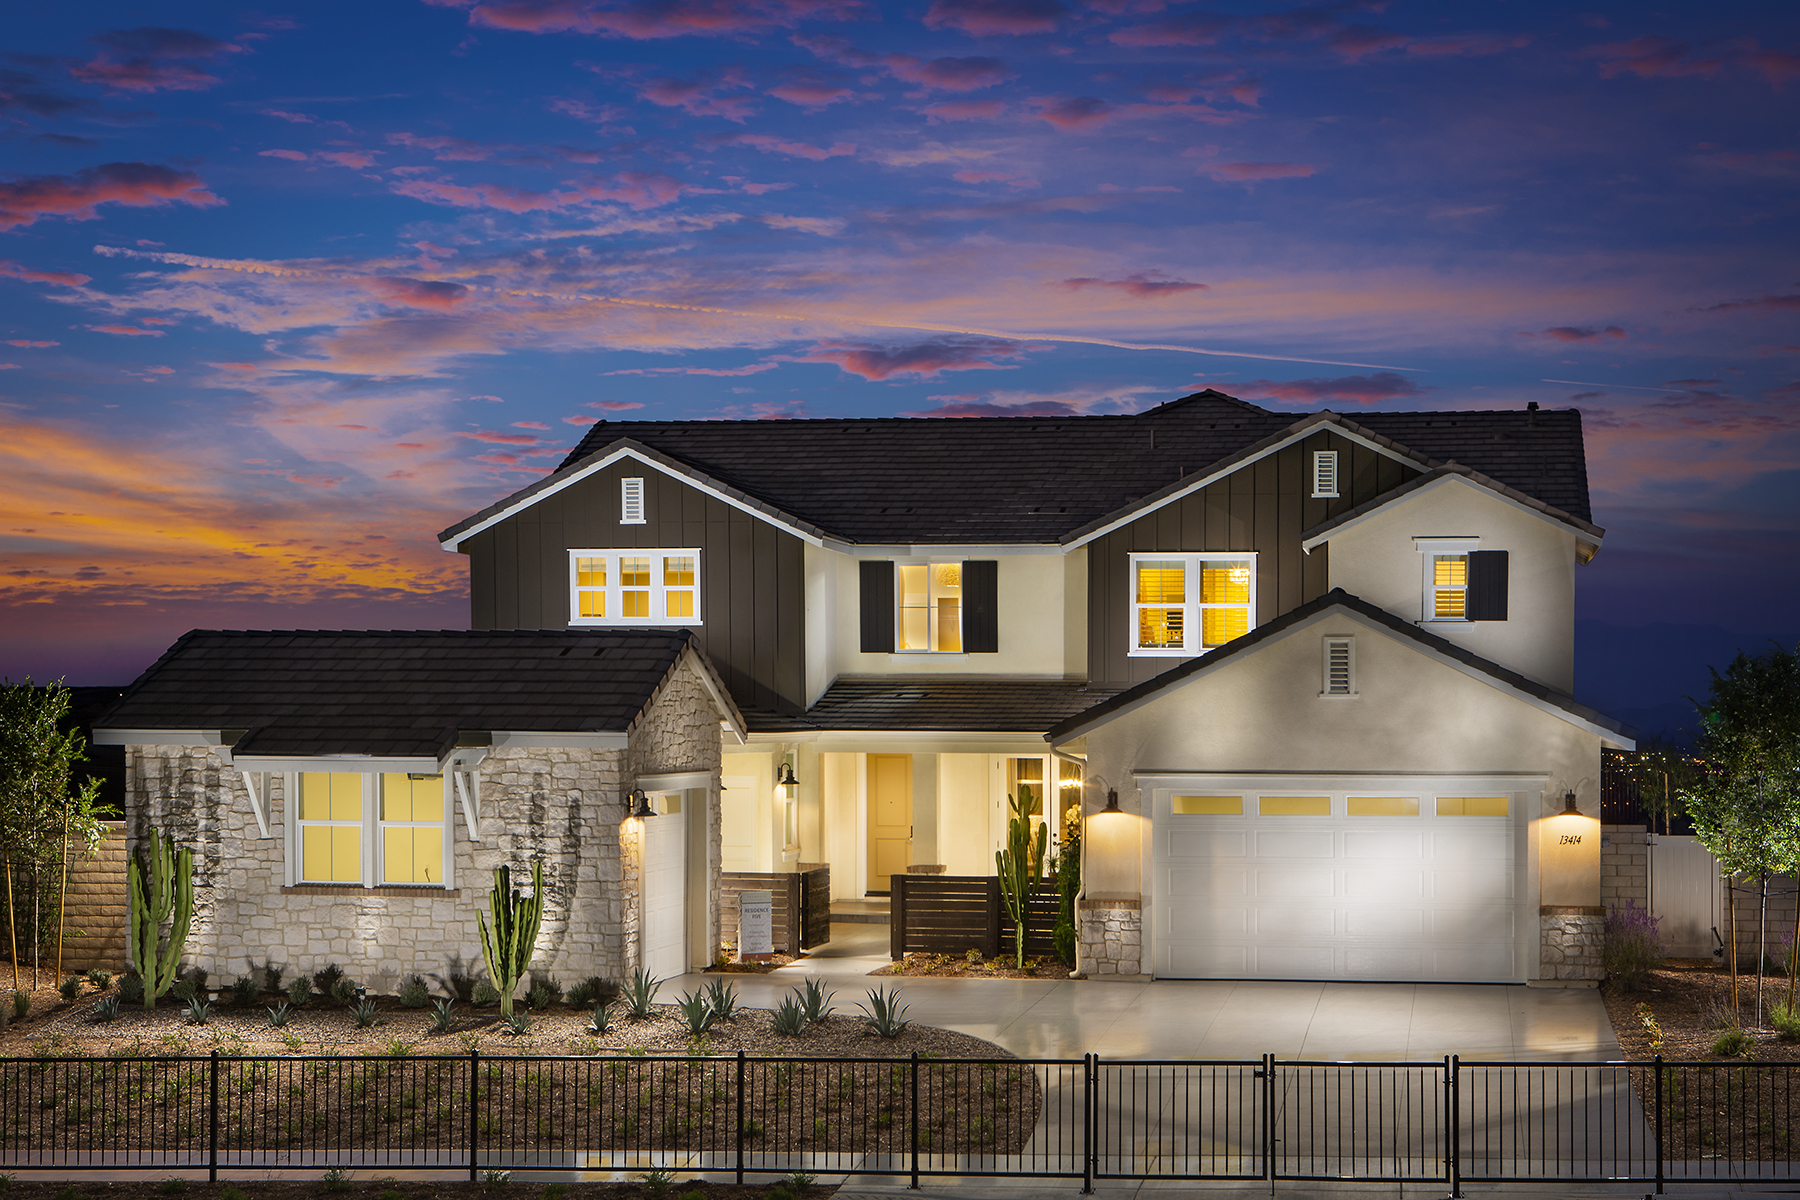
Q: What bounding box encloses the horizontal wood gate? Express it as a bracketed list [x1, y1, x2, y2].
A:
[719, 866, 830, 954]
[890, 873, 1060, 959]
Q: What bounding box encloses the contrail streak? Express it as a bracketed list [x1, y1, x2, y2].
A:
[1542, 378, 1688, 394]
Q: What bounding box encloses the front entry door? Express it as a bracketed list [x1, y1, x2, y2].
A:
[868, 753, 913, 895]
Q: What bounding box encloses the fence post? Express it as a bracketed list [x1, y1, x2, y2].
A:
[468, 1049, 480, 1181]
[985, 879, 1002, 959]
[1654, 1055, 1664, 1195]
[909, 1051, 920, 1190]
[785, 873, 801, 955]
[735, 1050, 746, 1186]
[1082, 1053, 1095, 1195]
[208, 1049, 219, 1183]
[890, 876, 905, 961]
[1262, 1053, 1274, 1182]
[1446, 1055, 1460, 1198]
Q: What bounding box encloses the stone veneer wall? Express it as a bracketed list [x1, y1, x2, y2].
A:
[1601, 825, 1649, 912]
[124, 655, 724, 995]
[1539, 906, 1604, 984]
[1076, 897, 1142, 977]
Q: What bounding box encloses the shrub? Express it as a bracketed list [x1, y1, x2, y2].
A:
[287, 977, 311, 1007]
[1603, 900, 1663, 991]
[329, 977, 356, 1005]
[321, 1169, 349, 1193]
[1711, 1028, 1753, 1058]
[637, 1170, 672, 1196]
[526, 971, 563, 1010]
[170, 977, 197, 1004]
[260, 962, 285, 995]
[85, 969, 112, 991]
[229, 975, 258, 1007]
[397, 975, 430, 1009]
[118, 973, 144, 1004]
[472, 980, 501, 1007]
[312, 963, 346, 995]
[566, 975, 610, 1007]
[155, 1180, 188, 1194]
[13, 992, 30, 1020]
[1635, 1002, 1665, 1052]
[93, 995, 122, 1023]
[1774, 1004, 1800, 1043]
[58, 977, 80, 1002]
[432, 956, 480, 1003]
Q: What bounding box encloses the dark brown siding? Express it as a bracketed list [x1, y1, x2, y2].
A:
[1087, 431, 1422, 688]
[462, 461, 806, 713]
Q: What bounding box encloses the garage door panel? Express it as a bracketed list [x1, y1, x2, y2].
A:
[1346, 869, 1422, 898]
[1254, 867, 1336, 898]
[1168, 830, 1248, 859]
[1430, 828, 1508, 861]
[1257, 907, 1335, 937]
[1344, 831, 1423, 859]
[1167, 866, 1247, 898]
[1168, 943, 1248, 976]
[1433, 908, 1513, 938]
[1256, 831, 1335, 858]
[1345, 946, 1426, 978]
[1255, 945, 1334, 978]
[1434, 944, 1514, 979]
[1433, 863, 1511, 901]
[1345, 907, 1425, 937]
[1165, 904, 1249, 936]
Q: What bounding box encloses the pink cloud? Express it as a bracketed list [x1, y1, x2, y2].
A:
[1519, 325, 1629, 341]
[768, 68, 859, 109]
[799, 336, 1029, 381]
[1328, 25, 1408, 60]
[726, 133, 857, 160]
[388, 132, 497, 161]
[1061, 271, 1206, 296]
[259, 149, 311, 162]
[887, 55, 1011, 91]
[318, 150, 379, 169]
[1584, 36, 1726, 79]
[924, 0, 1068, 36]
[1110, 12, 1233, 47]
[88, 324, 166, 337]
[391, 170, 686, 212]
[71, 26, 244, 93]
[1406, 33, 1531, 57]
[456, 430, 543, 445]
[445, 0, 864, 40]
[512, 420, 551, 430]
[685, 361, 780, 375]
[564, 414, 600, 425]
[261, 109, 315, 124]
[0, 260, 90, 287]
[584, 399, 646, 411]
[4, 339, 60, 347]
[1028, 95, 1113, 130]
[1743, 47, 1800, 86]
[954, 170, 1038, 188]
[921, 99, 1006, 121]
[637, 70, 757, 121]
[363, 276, 472, 311]
[0, 162, 222, 231]
[1236, 372, 1426, 405]
[288, 474, 347, 488]
[1696, 294, 1800, 314]
[902, 397, 1078, 416]
[1204, 161, 1316, 181]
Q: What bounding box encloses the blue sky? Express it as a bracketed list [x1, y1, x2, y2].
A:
[1, 0, 1795, 720]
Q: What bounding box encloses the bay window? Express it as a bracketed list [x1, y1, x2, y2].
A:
[293, 771, 451, 887]
[570, 549, 701, 626]
[1130, 553, 1256, 656]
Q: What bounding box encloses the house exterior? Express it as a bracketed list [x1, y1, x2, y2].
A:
[93, 629, 743, 991]
[436, 389, 1633, 985]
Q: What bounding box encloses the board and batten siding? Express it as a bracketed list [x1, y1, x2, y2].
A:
[1088, 431, 1421, 688]
[461, 461, 806, 714]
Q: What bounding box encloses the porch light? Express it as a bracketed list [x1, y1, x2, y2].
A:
[629, 787, 657, 818]
[1563, 791, 1579, 815]
[1102, 789, 1121, 814]
[776, 762, 798, 789]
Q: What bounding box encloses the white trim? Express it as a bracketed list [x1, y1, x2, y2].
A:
[237, 754, 440, 774]
[1303, 474, 1601, 555]
[1311, 449, 1340, 499]
[92, 729, 229, 746]
[620, 476, 646, 524]
[679, 645, 748, 743]
[636, 770, 716, 791]
[240, 771, 272, 839]
[568, 547, 702, 628]
[454, 770, 484, 842]
[440, 446, 826, 550]
[1413, 536, 1482, 553]
[1052, 603, 1637, 749]
[738, 730, 1052, 752]
[1064, 422, 1421, 551]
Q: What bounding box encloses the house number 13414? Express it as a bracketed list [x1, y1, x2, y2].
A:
[1559, 834, 1582, 845]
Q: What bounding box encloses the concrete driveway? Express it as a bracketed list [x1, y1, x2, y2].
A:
[667, 921, 1620, 1062]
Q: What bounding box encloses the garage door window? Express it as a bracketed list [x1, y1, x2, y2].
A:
[1347, 796, 1419, 816]
[1437, 796, 1508, 816]
[1259, 795, 1331, 816]
[1173, 795, 1242, 814]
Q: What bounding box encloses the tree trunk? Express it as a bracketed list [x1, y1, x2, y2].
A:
[1789, 881, 1800, 1014]
[30, 866, 39, 991]
[1757, 874, 1769, 1028]
[1729, 874, 1740, 1011]
[55, 807, 71, 982]
[3, 859, 16, 991]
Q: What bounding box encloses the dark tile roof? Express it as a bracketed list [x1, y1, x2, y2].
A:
[745, 678, 1123, 734]
[1301, 462, 1604, 546]
[1046, 588, 1635, 744]
[443, 391, 1591, 545]
[96, 629, 707, 760]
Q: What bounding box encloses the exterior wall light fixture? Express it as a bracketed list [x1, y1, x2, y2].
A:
[1102, 788, 1121, 814]
[629, 787, 657, 819]
[1563, 791, 1579, 814]
[776, 762, 799, 789]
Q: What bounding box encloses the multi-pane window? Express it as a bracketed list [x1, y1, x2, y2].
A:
[295, 772, 450, 887]
[1130, 553, 1255, 656]
[570, 549, 701, 626]
[1430, 554, 1468, 620]
[896, 561, 962, 652]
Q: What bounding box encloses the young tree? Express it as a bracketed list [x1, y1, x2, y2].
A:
[0, 680, 108, 989]
[1616, 740, 1700, 835]
[1681, 643, 1800, 1021]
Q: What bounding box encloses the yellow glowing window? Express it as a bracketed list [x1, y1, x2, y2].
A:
[381, 774, 444, 823]
[1433, 555, 1468, 619]
[1132, 554, 1254, 654]
[1260, 795, 1331, 816]
[382, 826, 443, 884]
[572, 550, 702, 626]
[663, 555, 696, 619]
[298, 772, 362, 883]
[1173, 795, 1242, 815]
[299, 772, 361, 821]
[1201, 564, 1251, 605]
[1437, 796, 1508, 817]
[661, 794, 682, 815]
[1347, 796, 1419, 817]
[897, 561, 962, 652]
[1137, 562, 1185, 604]
[1201, 608, 1249, 648]
[575, 557, 606, 588]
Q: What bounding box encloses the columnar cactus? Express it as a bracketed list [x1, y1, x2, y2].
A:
[125, 828, 192, 1009]
[995, 789, 1048, 970]
[477, 859, 543, 1018]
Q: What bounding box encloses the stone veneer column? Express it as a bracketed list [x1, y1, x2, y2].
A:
[1539, 905, 1605, 985]
[1076, 896, 1143, 978]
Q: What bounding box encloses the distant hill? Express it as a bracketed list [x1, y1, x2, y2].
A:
[1575, 620, 1799, 748]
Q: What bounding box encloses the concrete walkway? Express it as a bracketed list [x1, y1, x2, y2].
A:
[666, 921, 1620, 1062]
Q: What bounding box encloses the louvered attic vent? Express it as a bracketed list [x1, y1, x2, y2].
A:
[1312, 450, 1339, 499]
[621, 477, 646, 524]
[1322, 637, 1355, 697]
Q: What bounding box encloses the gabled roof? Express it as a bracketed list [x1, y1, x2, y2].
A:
[746, 678, 1123, 734]
[1046, 588, 1635, 748]
[1301, 463, 1605, 560]
[95, 629, 744, 761]
[440, 391, 1593, 547]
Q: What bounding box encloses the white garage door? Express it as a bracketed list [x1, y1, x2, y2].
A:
[641, 794, 689, 981]
[1151, 781, 1523, 982]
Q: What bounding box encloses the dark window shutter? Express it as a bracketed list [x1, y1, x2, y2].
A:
[859, 560, 895, 653]
[962, 560, 998, 653]
[1467, 550, 1509, 621]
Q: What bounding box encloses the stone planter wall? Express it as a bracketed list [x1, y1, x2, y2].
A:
[1077, 896, 1142, 978]
[1539, 905, 1605, 985]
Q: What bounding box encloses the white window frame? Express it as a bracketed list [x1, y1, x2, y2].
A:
[893, 559, 965, 654]
[621, 477, 646, 524]
[568, 548, 702, 627]
[285, 771, 455, 889]
[1311, 450, 1340, 499]
[1414, 537, 1479, 624]
[1321, 636, 1356, 698]
[1128, 552, 1257, 658]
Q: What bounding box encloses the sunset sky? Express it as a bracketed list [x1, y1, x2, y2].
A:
[2, 1, 1796, 733]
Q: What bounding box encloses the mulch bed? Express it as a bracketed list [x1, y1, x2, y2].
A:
[1604, 962, 1800, 1061]
[0, 1181, 831, 1199]
[869, 953, 1072, 980]
[702, 956, 799, 975]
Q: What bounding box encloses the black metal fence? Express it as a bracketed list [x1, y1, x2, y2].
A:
[4, 1051, 1799, 1193]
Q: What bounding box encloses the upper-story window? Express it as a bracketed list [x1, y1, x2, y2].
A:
[293, 771, 451, 888]
[1414, 538, 1508, 623]
[897, 561, 962, 652]
[1430, 554, 1468, 619]
[569, 549, 701, 625]
[858, 559, 997, 654]
[1129, 553, 1256, 656]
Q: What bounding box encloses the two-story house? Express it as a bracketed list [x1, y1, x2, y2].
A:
[96, 388, 1630, 991]
[437, 389, 1632, 985]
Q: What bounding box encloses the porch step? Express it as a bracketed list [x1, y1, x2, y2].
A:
[833, 911, 891, 925]
[832, 899, 891, 925]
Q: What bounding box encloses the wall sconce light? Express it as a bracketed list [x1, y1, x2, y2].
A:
[776, 762, 798, 789]
[629, 787, 656, 819]
[1563, 791, 1579, 815]
[1102, 788, 1121, 815]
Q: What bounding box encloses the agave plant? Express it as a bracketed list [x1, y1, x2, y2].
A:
[350, 998, 379, 1028]
[703, 977, 740, 1022]
[430, 998, 458, 1033]
[858, 986, 910, 1038]
[624, 966, 660, 1019]
[92, 994, 122, 1023]
[797, 977, 836, 1024]
[589, 1000, 615, 1035]
[675, 989, 716, 1037]
[184, 995, 211, 1026]
[772, 995, 807, 1037]
[267, 1001, 293, 1028]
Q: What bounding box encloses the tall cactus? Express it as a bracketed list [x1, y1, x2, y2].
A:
[995, 788, 1048, 969]
[477, 859, 543, 1018]
[125, 828, 193, 1010]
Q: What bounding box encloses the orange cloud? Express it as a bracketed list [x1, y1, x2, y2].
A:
[0, 259, 91, 287]
[0, 162, 222, 231]
[88, 324, 166, 337]
[799, 336, 1030, 380]
[1061, 271, 1206, 296]
[363, 276, 473, 310]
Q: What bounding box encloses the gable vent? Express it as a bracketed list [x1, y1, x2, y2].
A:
[1311, 450, 1340, 499]
[621, 477, 646, 524]
[1322, 636, 1355, 697]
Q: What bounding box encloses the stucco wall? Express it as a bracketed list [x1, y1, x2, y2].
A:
[1320, 476, 1580, 693]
